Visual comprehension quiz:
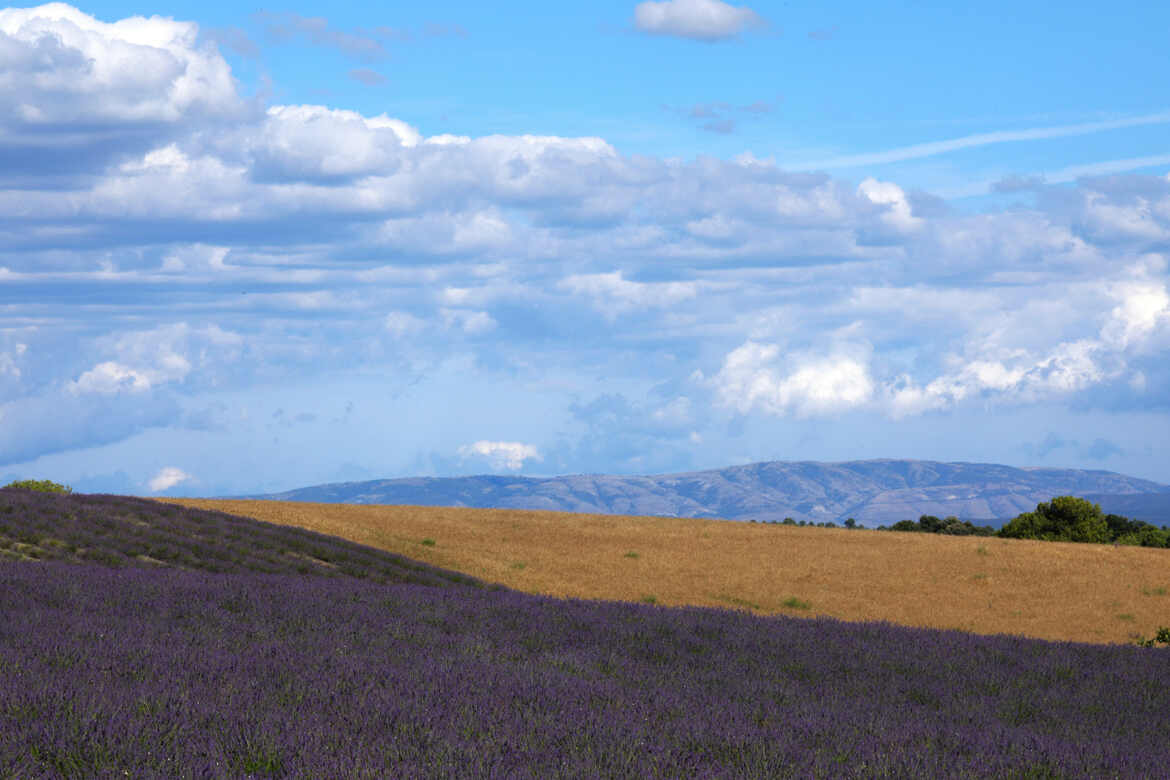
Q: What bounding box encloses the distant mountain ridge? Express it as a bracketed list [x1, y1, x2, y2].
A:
[237, 459, 1170, 527]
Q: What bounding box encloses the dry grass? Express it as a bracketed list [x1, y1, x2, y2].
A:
[164, 499, 1170, 645]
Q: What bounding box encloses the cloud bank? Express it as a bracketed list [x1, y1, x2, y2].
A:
[2, 5, 1169, 488]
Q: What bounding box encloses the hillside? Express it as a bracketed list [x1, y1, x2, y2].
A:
[239, 458, 1170, 526]
[0, 487, 487, 589]
[168, 497, 1170, 645]
[8, 556, 1168, 777]
[4, 486, 1168, 776]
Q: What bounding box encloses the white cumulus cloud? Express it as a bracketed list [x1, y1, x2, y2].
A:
[68, 323, 243, 395]
[712, 341, 874, 417]
[457, 440, 542, 471]
[634, 0, 765, 42]
[1101, 280, 1170, 349]
[148, 466, 191, 492]
[0, 2, 245, 177]
[251, 105, 419, 182]
[68, 361, 156, 394]
[857, 177, 922, 234]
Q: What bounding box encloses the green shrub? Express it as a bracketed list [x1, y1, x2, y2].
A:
[998, 496, 1111, 543]
[3, 479, 72, 494]
[1000, 497, 1169, 547]
[1135, 627, 1170, 648]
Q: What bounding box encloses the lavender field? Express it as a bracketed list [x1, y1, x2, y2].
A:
[2, 490, 1169, 778]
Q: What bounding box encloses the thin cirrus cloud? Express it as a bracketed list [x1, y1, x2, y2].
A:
[252, 11, 388, 60]
[798, 111, 1170, 170]
[348, 68, 388, 86]
[633, 0, 766, 42]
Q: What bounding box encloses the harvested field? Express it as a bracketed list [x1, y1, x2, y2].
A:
[164, 498, 1170, 645]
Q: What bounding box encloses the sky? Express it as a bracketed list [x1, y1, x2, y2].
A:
[1, 0, 1169, 497]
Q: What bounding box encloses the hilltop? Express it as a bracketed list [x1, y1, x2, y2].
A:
[238, 458, 1170, 526]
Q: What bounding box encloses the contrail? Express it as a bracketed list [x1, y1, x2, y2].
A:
[1044, 152, 1170, 183]
[796, 111, 1170, 170]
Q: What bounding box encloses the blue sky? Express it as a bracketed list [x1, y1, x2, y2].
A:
[1, 0, 1169, 496]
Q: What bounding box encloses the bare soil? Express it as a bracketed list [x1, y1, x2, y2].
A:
[164, 498, 1170, 645]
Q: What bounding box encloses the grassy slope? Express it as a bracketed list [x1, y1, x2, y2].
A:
[166, 498, 1170, 645]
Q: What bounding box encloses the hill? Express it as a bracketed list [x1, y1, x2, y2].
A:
[5, 488, 1169, 776]
[239, 458, 1170, 526]
[168, 497, 1170, 645]
[0, 487, 487, 589]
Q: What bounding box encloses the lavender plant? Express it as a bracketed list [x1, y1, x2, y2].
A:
[0, 488, 487, 588]
[2, 491, 1169, 777]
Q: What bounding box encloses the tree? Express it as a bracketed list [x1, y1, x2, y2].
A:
[998, 496, 1110, 544]
[1105, 513, 1143, 539]
[844, 518, 857, 529]
[916, 515, 942, 532]
[3, 479, 72, 494]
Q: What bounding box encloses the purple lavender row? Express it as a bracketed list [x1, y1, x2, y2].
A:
[0, 488, 488, 589]
[3, 558, 1168, 778]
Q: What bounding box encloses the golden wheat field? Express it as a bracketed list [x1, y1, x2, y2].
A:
[164, 498, 1170, 646]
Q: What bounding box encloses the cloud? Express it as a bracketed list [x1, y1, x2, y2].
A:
[1031, 432, 1074, 458]
[711, 341, 874, 417]
[711, 278, 1170, 421]
[668, 98, 777, 135]
[559, 271, 698, 317]
[1101, 281, 1170, 349]
[349, 68, 387, 86]
[67, 323, 243, 396]
[148, 466, 191, 492]
[634, 0, 766, 42]
[883, 278, 1170, 417]
[1043, 154, 1170, 185]
[457, 440, 541, 470]
[0, 3, 246, 177]
[798, 111, 1170, 170]
[1085, 438, 1123, 461]
[0, 390, 181, 467]
[555, 391, 703, 474]
[702, 118, 735, 134]
[253, 11, 387, 60]
[250, 104, 420, 183]
[202, 26, 259, 58]
[442, 309, 497, 335]
[992, 174, 1047, 194]
[885, 342, 1106, 418]
[857, 177, 922, 235]
[384, 311, 426, 337]
[3, 4, 1170, 476]
[0, 343, 26, 379]
[69, 361, 158, 395]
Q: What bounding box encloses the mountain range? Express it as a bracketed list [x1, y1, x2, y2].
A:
[238, 459, 1170, 527]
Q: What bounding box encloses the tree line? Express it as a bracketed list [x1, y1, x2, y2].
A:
[878, 496, 1170, 548]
